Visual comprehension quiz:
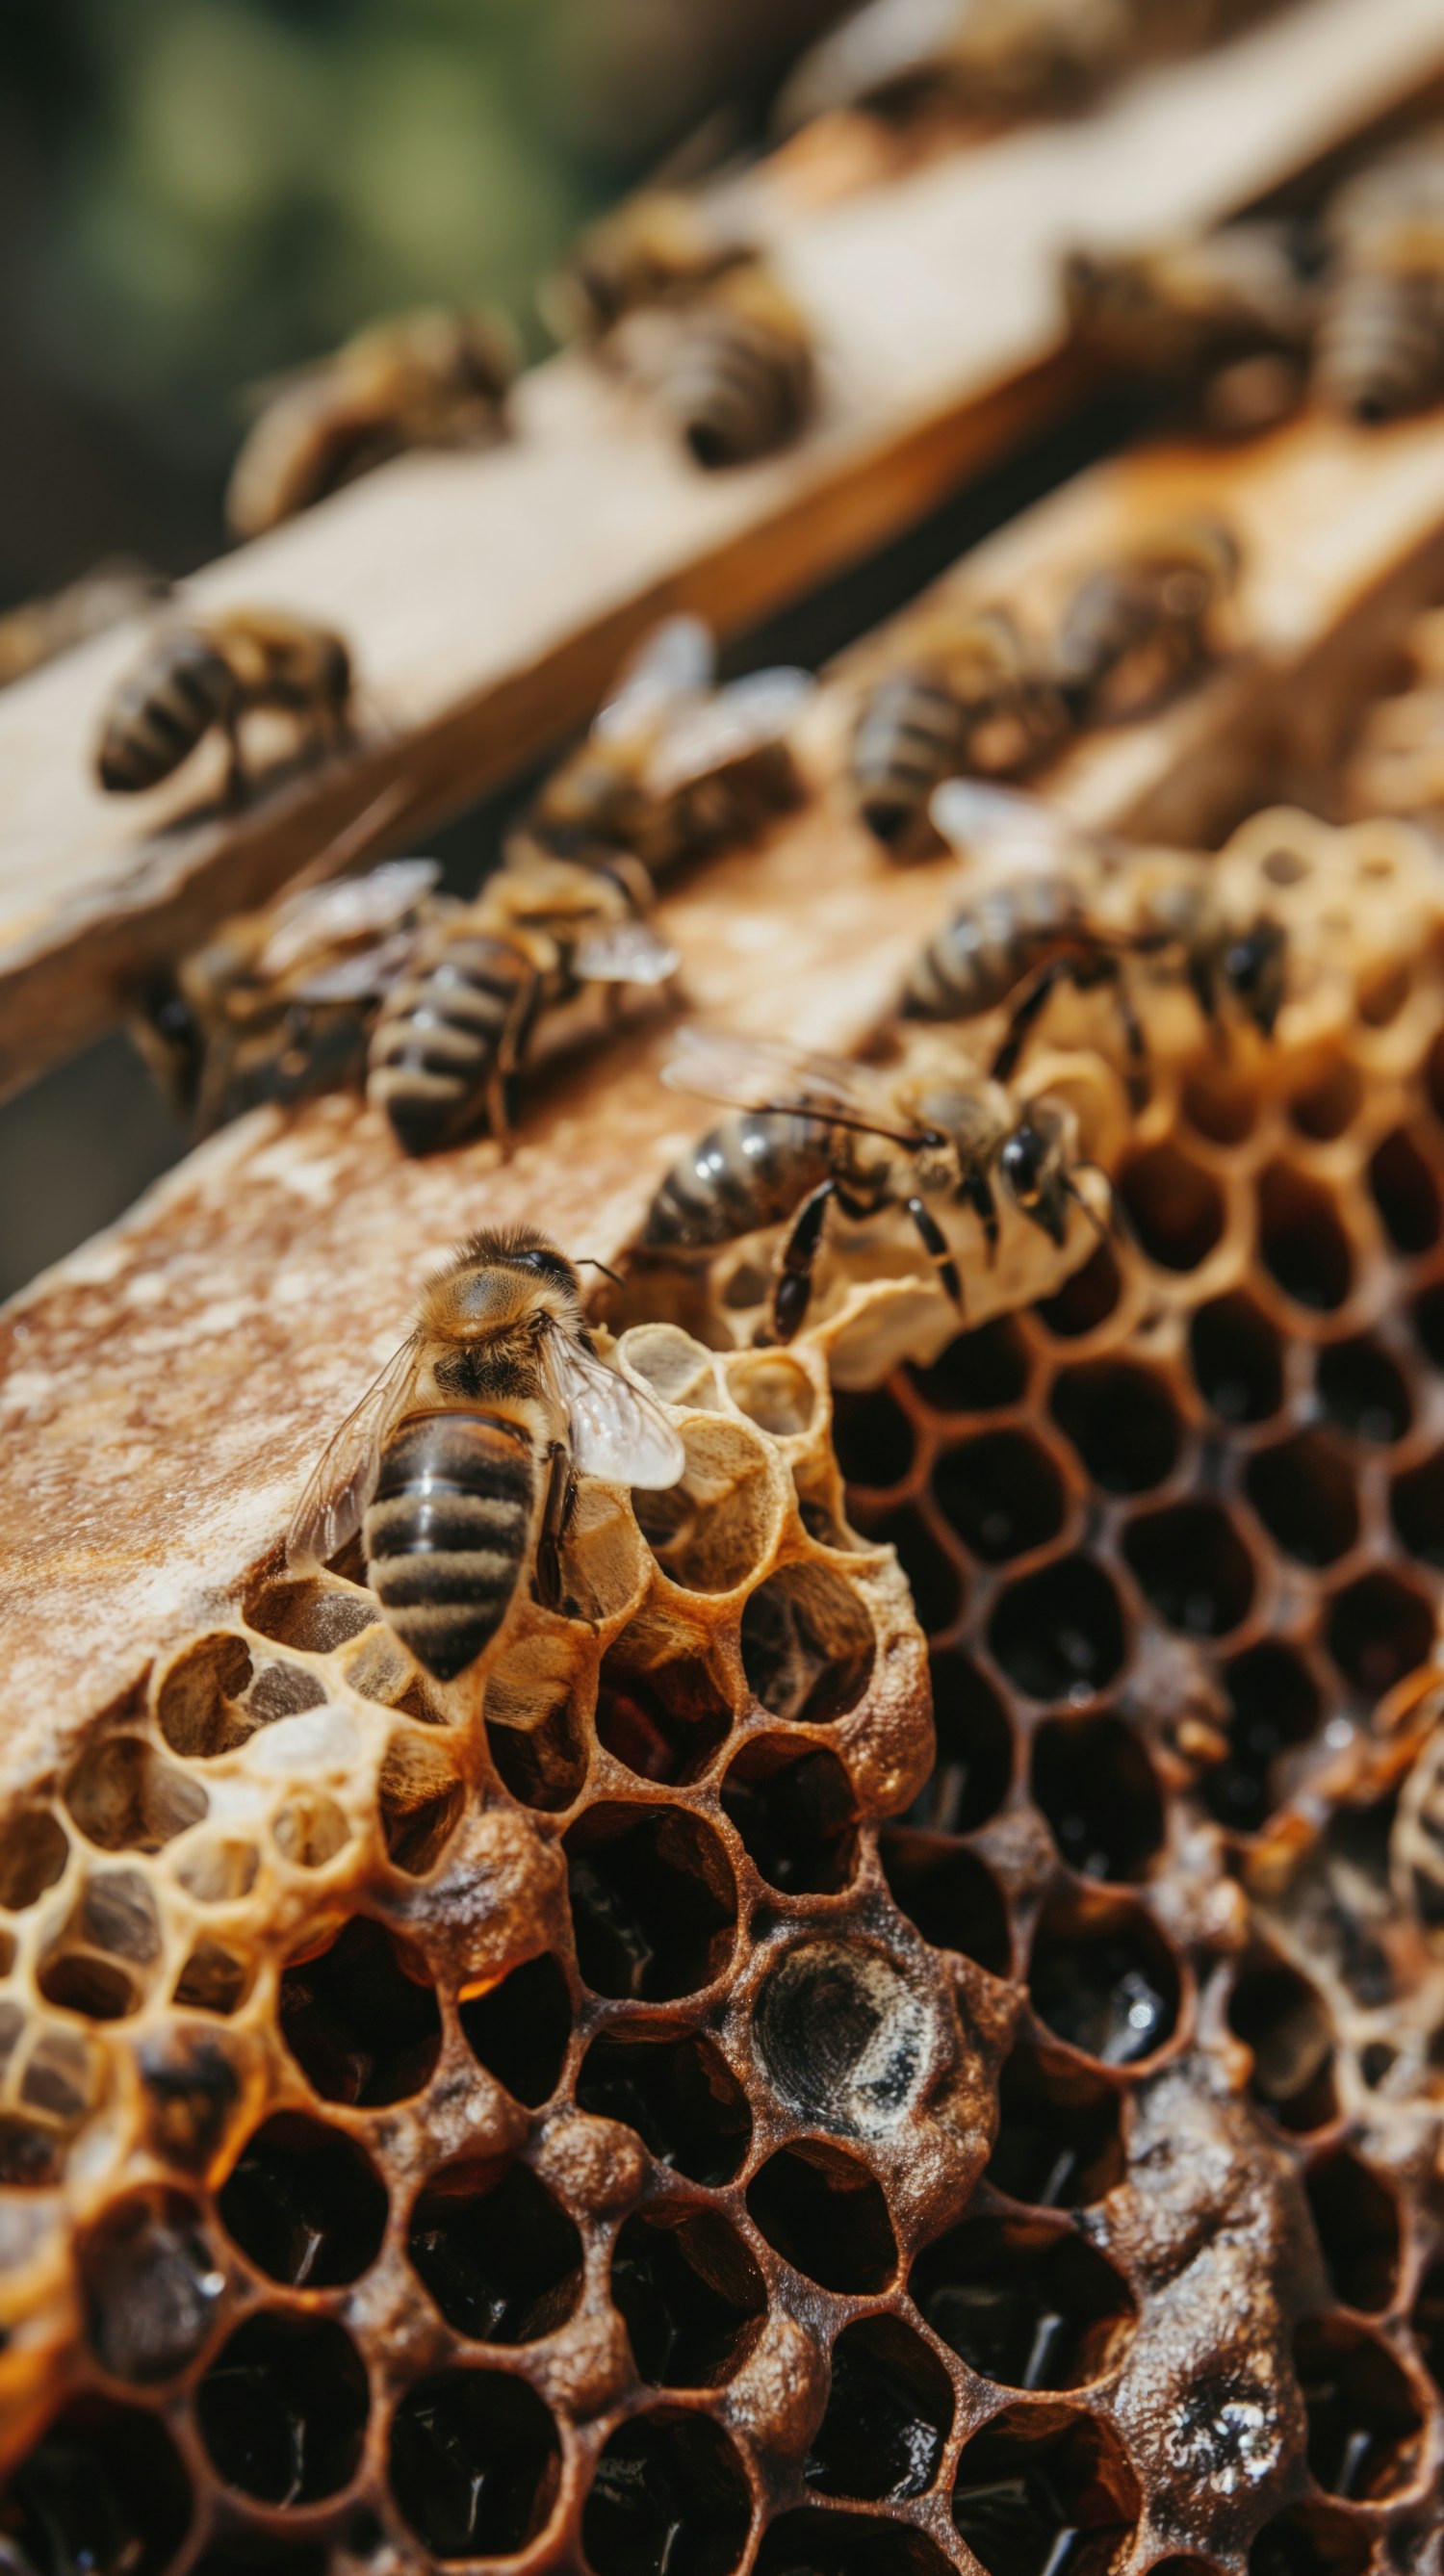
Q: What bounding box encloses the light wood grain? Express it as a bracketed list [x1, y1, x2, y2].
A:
[1, 0, 1442, 1106]
[7, 406, 1444, 1780]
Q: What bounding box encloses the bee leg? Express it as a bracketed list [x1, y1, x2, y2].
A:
[990, 949, 1100, 1086]
[483, 1068, 516, 1149]
[905, 1195, 964, 1310]
[1187, 954, 1226, 1053]
[536, 1441, 577, 1610]
[1068, 1166, 1122, 1252]
[221, 712, 249, 806]
[765, 1179, 838, 1343]
[1113, 969, 1151, 1112]
[960, 1166, 999, 1268]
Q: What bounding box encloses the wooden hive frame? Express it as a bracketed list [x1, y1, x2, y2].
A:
[13, 23, 1444, 2567]
[0, 0, 1442, 1108]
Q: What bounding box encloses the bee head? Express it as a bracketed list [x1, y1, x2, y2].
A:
[426, 1226, 582, 1339]
[1223, 916, 1288, 1036]
[135, 975, 206, 1116]
[999, 1107, 1070, 1246]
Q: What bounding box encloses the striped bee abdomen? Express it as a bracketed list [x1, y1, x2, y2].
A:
[852, 670, 967, 851]
[368, 932, 540, 1157]
[662, 309, 812, 470]
[643, 1111, 833, 1250]
[95, 630, 233, 792]
[1314, 268, 1444, 423]
[906, 876, 1081, 1019]
[1051, 571, 1154, 711]
[364, 1410, 536, 1680]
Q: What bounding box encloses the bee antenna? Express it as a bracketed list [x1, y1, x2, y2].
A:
[577, 1256, 624, 1286]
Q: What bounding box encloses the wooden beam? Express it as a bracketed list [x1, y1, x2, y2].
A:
[6, 407, 1444, 1784]
[0, 0, 1441, 1106]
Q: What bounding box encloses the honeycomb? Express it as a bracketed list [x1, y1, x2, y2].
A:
[7, 806, 1444, 2576]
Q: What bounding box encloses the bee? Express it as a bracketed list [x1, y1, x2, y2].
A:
[549, 191, 756, 342]
[1314, 133, 1444, 424]
[773, 0, 1128, 130]
[286, 1226, 685, 1680]
[1048, 515, 1239, 725]
[850, 605, 1066, 856]
[611, 261, 815, 469]
[226, 309, 516, 540]
[0, 556, 170, 691]
[134, 793, 437, 1134]
[367, 848, 679, 1157]
[917, 780, 1288, 1088]
[640, 1027, 1105, 1341]
[1061, 223, 1315, 430]
[95, 608, 353, 802]
[526, 615, 812, 881]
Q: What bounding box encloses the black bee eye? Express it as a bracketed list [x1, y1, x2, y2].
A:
[1000, 1125, 1046, 1200]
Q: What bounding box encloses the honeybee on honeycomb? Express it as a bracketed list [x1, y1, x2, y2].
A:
[638, 1024, 1110, 1340]
[94, 607, 353, 803]
[1048, 513, 1241, 724]
[367, 847, 679, 1156]
[913, 780, 1289, 1096]
[225, 308, 516, 539]
[1314, 127, 1444, 423]
[524, 613, 813, 881]
[1062, 222, 1316, 434]
[850, 603, 1067, 856]
[0, 556, 170, 690]
[287, 1224, 684, 1677]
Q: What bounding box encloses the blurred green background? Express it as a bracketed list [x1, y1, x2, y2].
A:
[0, 0, 847, 605]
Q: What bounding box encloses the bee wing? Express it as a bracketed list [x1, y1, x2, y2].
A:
[258, 862, 441, 982]
[930, 780, 1087, 866]
[593, 616, 715, 743]
[644, 666, 812, 796]
[660, 1025, 902, 1127]
[571, 920, 681, 986]
[546, 1332, 686, 1490]
[291, 926, 428, 1006]
[285, 1337, 419, 1570]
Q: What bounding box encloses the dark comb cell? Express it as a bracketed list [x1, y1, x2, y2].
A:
[912, 2214, 1135, 2388]
[1050, 1360, 1180, 1493]
[951, 2405, 1139, 2576]
[1029, 1891, 1179, 2067]
[807, 2314, 954, 2500]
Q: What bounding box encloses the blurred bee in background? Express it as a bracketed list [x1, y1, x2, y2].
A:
[639, 1025, 1106, 1340]
[525, 614, 812, 881]
[548, 190, 758, 341]
[0, 557, 170, 691]
[850, 603, 1067, 856]
[135, 850, 441, 1137]
[915, 780, 1288, 1094]
[287, 1225, 684, 1680]
[1061, 223, 1316, 434]
[773, 0, 1131, 133]
[1314, 129, 1444, 424]
[368, 849, 680, 1158]
[1048, 515, 1240, 725]
[609, 259, 816, 468]
[226, 309, 516, 539]
[95, 608, 353, 802]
